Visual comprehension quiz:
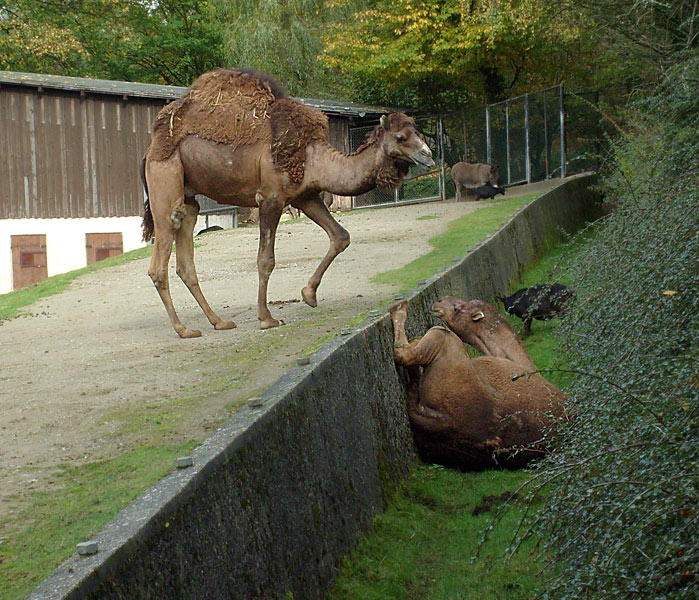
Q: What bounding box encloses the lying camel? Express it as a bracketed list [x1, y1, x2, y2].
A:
[391, 298, 568, 470]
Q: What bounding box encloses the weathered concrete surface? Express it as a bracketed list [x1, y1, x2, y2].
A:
[28, 174, 603, 600]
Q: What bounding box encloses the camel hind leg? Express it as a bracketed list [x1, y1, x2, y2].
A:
[292, 194, 350, 308]
[174, 196, 236, 331]
[146, 156, 200, 339]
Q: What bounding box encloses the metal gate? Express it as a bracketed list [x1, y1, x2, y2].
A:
[350, 115, 444, 209]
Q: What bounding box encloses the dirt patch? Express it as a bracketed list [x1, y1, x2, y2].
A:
[1, 199, 488, 522]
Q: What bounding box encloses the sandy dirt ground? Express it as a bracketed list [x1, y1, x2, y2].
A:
[0, 181, 557, 523]
[0, 197, 490, 522]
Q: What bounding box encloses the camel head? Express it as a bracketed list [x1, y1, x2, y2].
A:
[432, 297, 515, 355]
[365, 113, 434, 191]
[379, 113, 434, 168]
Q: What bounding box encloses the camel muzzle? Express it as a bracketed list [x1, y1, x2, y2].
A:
[412, 149, 435, 168]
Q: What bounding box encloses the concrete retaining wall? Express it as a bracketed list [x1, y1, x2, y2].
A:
[29, 174, 603, 600]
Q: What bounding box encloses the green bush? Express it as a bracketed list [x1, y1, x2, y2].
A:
[522, 56, 698, 599]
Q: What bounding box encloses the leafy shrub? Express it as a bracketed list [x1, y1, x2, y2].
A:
[521, 55, 698, 599]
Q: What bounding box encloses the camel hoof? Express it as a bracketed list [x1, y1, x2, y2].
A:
[177, 327, 202, 339]
[301, 286, 317, 308]
[390, 300, 409, 319]
[259, 317, 282, 330]
[214, 320, 237, 330]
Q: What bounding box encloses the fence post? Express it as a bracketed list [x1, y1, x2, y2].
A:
[543, 89, 550, 179]
[461, 109, 467, 161]
[505, 101, 511, 185]
[559, 84, 566, 179]
[485, 104, 491, 164]
[438, 116, 446, 201]
[524, 93, 531, 183]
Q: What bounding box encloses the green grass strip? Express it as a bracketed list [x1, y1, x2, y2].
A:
[0, 443, 196, 600]
[328, 467, 542, 600]
[372, 194, 536, 291]
[0, 245, 153, 322]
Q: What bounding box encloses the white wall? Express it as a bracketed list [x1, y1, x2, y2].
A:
[0, 217, 147, 294]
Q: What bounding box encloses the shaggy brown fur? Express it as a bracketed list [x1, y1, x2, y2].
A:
[150, 68, 325, 184]
[391, 300, 568, 470]
[270, 97, 329, 184]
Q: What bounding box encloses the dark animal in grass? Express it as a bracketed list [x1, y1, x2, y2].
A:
[390, 299, 568, 470]
[196, 225, 224, 236]
[497, 284, 574, 335]
[473, 183, 506, 201]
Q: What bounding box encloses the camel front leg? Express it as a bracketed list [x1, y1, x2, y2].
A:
[174, 198, 236, 331]
[292, 195, 350, 308]
[390, 301, 426, 366]
[256, 199, 284, 329]
[391, 302, 451, 433]
[145, 156, 201, 339]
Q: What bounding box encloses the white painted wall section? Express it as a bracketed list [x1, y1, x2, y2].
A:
[0, 217, 147, 294]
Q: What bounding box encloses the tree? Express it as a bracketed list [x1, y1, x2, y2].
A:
[569, 0, 698, 88]
[0, 1, 225, 85]
[213, 0, 367, 97]
[321, 0, 598, 110]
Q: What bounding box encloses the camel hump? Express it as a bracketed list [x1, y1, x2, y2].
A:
[188, 68, 285, 105]
[149, 69, 287, 162]
[148, 68, 330, 185]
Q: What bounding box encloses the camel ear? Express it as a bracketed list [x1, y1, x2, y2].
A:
[380, 115, 390, 130]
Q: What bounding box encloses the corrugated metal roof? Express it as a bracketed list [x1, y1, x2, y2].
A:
[0, 70, 413, 117]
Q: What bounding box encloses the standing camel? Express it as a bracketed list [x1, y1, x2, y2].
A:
[141, 68, 434, 338]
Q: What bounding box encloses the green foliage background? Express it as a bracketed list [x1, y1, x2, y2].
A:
[518, 55, 698, 598]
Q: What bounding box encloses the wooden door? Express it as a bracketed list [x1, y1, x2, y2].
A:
[11, 234, 48, 290]
[86, 233, 123, 264]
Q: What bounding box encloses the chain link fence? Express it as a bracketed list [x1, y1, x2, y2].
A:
[195, 86, 606, 216]
[441, 85, 604, 196]
[350, 115, 444, 209]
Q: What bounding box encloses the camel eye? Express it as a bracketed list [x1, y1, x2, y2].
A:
[396, 134, 406, 143]
[472, 311, 485, 321]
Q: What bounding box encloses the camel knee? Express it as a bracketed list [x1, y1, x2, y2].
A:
[258, 256, 275, 277]
[170, 209, 186, 230]
[149, 269, 168, 290]
[176, 264, 198, 286]
[334, 229, 350, 253]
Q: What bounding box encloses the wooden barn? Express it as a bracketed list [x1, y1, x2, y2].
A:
[0, 70, 402, 293]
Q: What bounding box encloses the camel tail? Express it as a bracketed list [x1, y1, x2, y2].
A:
[140, 156, 154, 242]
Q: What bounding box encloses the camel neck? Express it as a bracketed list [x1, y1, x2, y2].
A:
[305, 141, 381, 196]
[487, 333, 537, 372]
